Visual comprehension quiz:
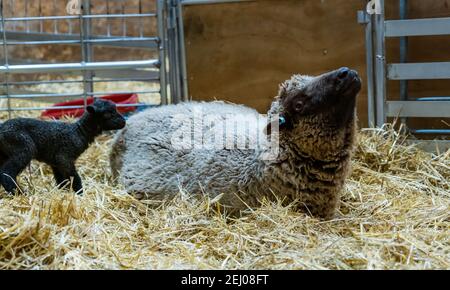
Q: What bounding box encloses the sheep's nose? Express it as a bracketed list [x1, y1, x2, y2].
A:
[337, 67, 350, 79]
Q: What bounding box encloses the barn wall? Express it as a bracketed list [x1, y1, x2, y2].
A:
[183, 0, 450, 129]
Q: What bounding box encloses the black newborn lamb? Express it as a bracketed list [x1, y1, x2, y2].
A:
[0, 99, 126, 195]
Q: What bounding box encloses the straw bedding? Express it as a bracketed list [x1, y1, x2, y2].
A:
[0, 118, 448, 269]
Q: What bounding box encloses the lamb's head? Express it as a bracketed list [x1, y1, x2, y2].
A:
[267, 67, 361, 160]
[86, 99, 126, 131]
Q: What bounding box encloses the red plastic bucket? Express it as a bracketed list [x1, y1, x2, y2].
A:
[41, 93, 139, 119]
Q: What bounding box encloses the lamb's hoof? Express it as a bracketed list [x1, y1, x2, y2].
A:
[2, 186, 19, 196]
[2, 188, 18, 196]
[1, 177, 18, 195]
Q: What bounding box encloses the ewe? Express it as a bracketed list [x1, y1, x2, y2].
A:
[111, 68, 361, 219]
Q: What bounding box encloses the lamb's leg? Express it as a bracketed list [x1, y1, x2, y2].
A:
[52, 166, 69, 189]
[69, 168, 83, 195]
[0, 151, 6, 166]
[0, 154, 32, 194]
[53, 163, 83, 194]
[0, 134, 34, 194]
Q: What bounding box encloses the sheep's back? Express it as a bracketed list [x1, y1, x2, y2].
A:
[110, 102, 268, 208]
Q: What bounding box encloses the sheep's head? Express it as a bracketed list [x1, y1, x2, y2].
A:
[267, 68, 361, 159]
[86, 99, 126, 131]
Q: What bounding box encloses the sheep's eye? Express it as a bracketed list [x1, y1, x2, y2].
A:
[104, 112, 112, 119]
[294, 101, 303, 112]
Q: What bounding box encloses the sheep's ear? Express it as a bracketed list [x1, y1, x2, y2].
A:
[86, 105, 96, 114]
[278, 81, 290, 99]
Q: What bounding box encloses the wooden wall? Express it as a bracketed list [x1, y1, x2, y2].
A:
[183, 0, 450, 129]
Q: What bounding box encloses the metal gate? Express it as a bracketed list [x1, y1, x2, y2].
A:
[358, 0, 450, 139]
[0, 0, 176, 118]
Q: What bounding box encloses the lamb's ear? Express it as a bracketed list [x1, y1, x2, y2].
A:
[86, 105, 96, 114]
[264, 115, 287, 135]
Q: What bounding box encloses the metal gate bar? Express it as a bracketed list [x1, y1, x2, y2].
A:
[157, 0, 167, 104]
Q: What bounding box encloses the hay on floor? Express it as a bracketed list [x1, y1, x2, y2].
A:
[0, 124, 448, 269]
